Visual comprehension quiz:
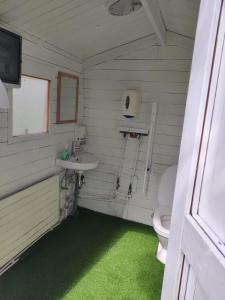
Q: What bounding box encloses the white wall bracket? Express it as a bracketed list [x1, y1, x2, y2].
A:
[118, 126, 149, 136]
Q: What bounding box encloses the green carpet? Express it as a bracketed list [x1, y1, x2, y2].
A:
[0, 208, 164, 300]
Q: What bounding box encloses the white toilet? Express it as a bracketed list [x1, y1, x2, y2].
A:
[153, 164, 177, 264]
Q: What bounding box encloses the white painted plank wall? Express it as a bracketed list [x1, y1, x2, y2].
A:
[80, 38, 193, 225]
[0, 35, 83, 199]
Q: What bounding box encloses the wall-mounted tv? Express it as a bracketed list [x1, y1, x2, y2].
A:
[0, 28, 22, 86]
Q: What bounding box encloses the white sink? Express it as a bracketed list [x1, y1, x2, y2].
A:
[56, 152, 99, 171]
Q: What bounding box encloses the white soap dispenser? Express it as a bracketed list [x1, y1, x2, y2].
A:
[122, 90, 141, 118]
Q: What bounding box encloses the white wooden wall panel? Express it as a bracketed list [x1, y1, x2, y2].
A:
[0, 34, 84, 200]
[81, 35, 193, 225]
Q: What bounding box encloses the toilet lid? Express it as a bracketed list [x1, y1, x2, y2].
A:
[158, 164, 177, 208]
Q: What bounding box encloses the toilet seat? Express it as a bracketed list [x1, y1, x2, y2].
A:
[153, 164, 177, 264]
[153, 165, 177, 237]
[153, 207, 170, 239]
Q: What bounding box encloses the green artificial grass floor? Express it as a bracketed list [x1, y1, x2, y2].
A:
[0, 208, 164, 300]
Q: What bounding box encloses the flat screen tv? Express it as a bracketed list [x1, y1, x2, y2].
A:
[0, 28, 21, 86]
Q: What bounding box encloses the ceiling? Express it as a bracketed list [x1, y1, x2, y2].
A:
[0, 0, 200, 59]
[159, 0, 200, 38]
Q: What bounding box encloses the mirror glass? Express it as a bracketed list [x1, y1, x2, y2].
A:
[56, 72, 79, 123]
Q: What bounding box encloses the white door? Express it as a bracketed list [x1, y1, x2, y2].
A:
[162, 1, 225, 299]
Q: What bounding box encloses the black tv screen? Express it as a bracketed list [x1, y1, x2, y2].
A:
[0, 28, 21, 85]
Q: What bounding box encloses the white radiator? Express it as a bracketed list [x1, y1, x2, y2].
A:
[0, 176, 60, 272]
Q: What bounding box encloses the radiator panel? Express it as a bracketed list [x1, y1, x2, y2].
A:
[0, 176, 60, 269]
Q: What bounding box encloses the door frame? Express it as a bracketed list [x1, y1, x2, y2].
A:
[161, 0, 224, 299]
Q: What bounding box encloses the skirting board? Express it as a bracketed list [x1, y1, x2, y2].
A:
[78, 198, 154, 226]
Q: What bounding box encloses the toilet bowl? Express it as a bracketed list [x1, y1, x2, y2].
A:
[153, 164, 177, 264]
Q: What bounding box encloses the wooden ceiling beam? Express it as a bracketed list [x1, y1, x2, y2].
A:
[83, 34, 158, 69]
[141, 0, 166, 46]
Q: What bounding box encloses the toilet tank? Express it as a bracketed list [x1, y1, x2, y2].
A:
[158, 165, 177, 209]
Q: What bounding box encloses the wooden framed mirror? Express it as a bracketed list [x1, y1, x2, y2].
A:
[56, 71, 79, 124]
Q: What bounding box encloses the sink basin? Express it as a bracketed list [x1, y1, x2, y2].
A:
[56, 152, 99, 171]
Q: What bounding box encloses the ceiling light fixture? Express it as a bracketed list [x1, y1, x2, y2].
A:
[107, 0, 142, 16]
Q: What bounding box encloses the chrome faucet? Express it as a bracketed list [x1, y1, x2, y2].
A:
[71, 139, 80, 157]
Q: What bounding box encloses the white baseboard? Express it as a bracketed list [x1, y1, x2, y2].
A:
[79, 198, 154, 226]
